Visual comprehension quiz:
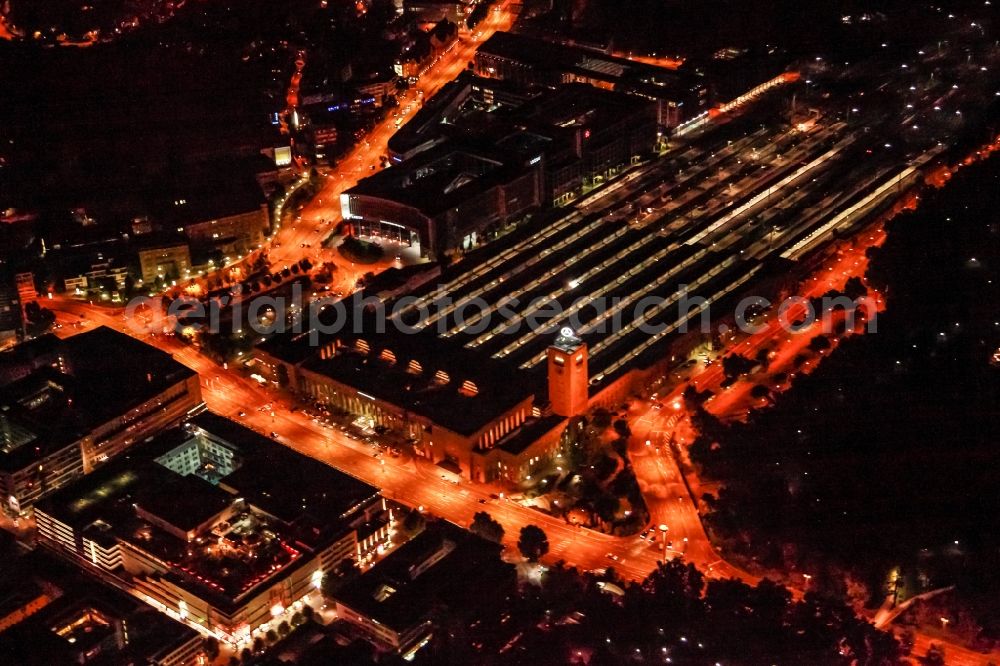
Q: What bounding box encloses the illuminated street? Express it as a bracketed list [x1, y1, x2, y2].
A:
[4, 0, 1000, 663]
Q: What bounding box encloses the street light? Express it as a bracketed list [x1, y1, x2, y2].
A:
[658, 523, 669, 559]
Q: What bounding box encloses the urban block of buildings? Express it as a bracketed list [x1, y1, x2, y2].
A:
[255, 293, 603, 487]
[0, 328, 202, 512]
[0, 535, 204, 666]
[332, 519, 515, 654]
[341, 81, 658, 257]
[35, 412, 392, 643]
[474, 31, 708, 128]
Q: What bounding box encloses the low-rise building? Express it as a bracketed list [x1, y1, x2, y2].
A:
[0, 333, 63, 388]
[475, 31, 708, 128]
[35, 412, 392, 642]
[332, 519, 515, 654]
[158, 178, 269, 258]
[0, 281, 23, 347]
[402, 0, 475, 26]
[256, 297, 549, 480]
[136, 236, 192, 285]
[387, 71, 538, 161]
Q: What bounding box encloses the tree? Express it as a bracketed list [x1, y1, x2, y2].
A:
[722, 353, 753, 378]
[278, 620, 291, 637]
[291, 611, 304, 627]
[300, 604, 314, 621]
[265, 629, 278, 643]
[594, 493, 620, 524]
[594, 452, 618, 481]
[203, 636, 220, 660]
[924, 643, 946, 666]
[23, 300, 55, 336]
[754, 347, 771, 371]
[470, 511, 504, 543]
[808, 334, 831, 352]
[611, 436, 629, 459]
[844, 275, 868, 300]
[401, 508, 426, 536]
[592, 408, 613, 429]
[517, 525, 549, 561]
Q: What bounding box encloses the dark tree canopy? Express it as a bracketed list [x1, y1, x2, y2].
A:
[694, 153, 1000, 627]
[470, 511, 505, 544]
[517, 525, 550, 561]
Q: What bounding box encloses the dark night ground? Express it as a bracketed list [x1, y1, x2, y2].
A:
[694, 151, 1000, 636]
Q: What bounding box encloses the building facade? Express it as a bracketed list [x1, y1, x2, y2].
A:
[0, 328, 202, 512]
[137, 242, 192, 284]
[35, 413, 391, 642]
[182, 205, 268, 257]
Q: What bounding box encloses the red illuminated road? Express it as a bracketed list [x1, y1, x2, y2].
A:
[0, 16, 13, 41]
[47, 214, 882, 589]
[610, 224, 895, 604]
[229, 2, 519, 296]
[265, 3, 518, 268]
[34, 24, 1000, 663]
[43, 190, 1000, 665]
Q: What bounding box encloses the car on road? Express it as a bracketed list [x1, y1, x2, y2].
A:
[478, 498, 487, 504]
[606, 552, 620, 562]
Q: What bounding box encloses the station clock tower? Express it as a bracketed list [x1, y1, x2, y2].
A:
[547, 327, 589, 417]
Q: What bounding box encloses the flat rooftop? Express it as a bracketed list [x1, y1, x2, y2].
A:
[153, 171, 266, 229]
[294, 310, 534, 437]
[36, 412, 381, 607]
[334, 520, 514, 634]
[387, 71, 538, 157]
[496, 414, 567, 456]
[0, 326, 197, 472]
[478, 31, 689, 93]
[0, 548, 198, 666]
[345, 141, 529, 218]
